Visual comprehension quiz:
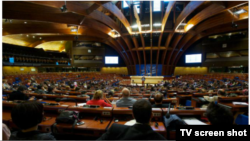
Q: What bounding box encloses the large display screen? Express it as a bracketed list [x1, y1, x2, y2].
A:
[185, 54, 202, 63]
[105, 56, 118, 64]
[9, 57, 14, 63]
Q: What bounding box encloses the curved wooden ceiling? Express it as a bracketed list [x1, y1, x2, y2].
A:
[2, 1, 248, 75]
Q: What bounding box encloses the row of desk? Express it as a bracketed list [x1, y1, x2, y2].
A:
[2, 100, 208, 139]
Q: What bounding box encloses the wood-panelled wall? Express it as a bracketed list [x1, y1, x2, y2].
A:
[174, 67, 208, 75]
[3, 66, 38, 75]
[101, 67, 128, 75]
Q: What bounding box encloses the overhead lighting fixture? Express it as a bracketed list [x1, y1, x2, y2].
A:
[60, 5, 67, 12]
[131, 25, 138, 28]
[61, 41, 63, 43]
[185, 24, 194, 31]
[39, 37, 42, 40]
[33, 36, 35, 38]
[71, 28, 78, 32]
[24, 22, 27, 24]
[26, 35, 29, 37]
[141, 24, 150, 27]
[153, 23, 162, 27]
[234, 9, 247, 15]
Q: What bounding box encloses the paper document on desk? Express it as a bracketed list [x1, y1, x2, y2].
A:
[233, 102, 248, 105]
[77, 103, 86, 106]
[124, 119, 136, 126]
[182, 118, 207, 125]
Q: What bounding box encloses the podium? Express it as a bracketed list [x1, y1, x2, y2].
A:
[130, 76, 164, 84]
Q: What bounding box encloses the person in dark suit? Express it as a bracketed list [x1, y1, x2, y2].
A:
[152, 92, 170, 108]
[98, 99, 166, 140]
[8, 85, 30, 101]
[205, 102, 234, 125]
[10, 101, 56, 140]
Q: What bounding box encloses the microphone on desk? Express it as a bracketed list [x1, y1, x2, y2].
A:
[55, 98, 78, 107]
[166, 103, 171, 119]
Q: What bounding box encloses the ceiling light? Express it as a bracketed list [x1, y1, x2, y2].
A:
[234, 9, 247, 15]
[9, 20, 12, 23]
[26, 35, 29, 37]
[60, 5, 67, 12]
[131, 25, 138, 28]
[33, 36, 35, 38]
[185, 24, 194, 31]
[71, 28, 78, 32]
[141, 24, 150, 27]
[61, 41, 63, 43]
[24, 22, 27, 24]
[153, 23, 162, 27]
[39, 37, 42, 40]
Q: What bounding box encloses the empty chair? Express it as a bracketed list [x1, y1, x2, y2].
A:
[235, 114, 248, 125]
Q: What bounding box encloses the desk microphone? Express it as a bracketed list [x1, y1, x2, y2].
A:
[166, 103, 171, 119]
[55, 98, 78, 107]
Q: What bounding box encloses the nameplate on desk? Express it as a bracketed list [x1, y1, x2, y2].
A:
[61, 105, 68, 107]
[200, 108, 207, 110]
[152, 108, 161, 110]
[103, 107, 112, 109]
[152, 113, 161, 117]
[177, 106, 194, 110]
[102, 111, 111, 116]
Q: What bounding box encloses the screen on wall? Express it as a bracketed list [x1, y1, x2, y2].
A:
[185, 54, 202, 63]
[105, 56, 118, 64]
[9, 57, 14, 63]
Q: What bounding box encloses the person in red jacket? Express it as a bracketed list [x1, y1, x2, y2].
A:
[86, 90, 112, 107]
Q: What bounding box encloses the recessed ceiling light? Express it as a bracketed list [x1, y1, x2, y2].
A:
[141, 24, 150, 27]
[234, 9, 247, 15]
[153, 23, 162, 27]
[39, 37, 42, 39]
[61, 41, 63, 43]
[33, 36, 35, 38]
[131, 25, 138, 29]
[24, 22, 27, 24]
[26, 35, 29, 37]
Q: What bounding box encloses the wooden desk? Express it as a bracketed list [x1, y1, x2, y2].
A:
[25, 93, 88, 102]
[218, 102, 248, 112]
[55, 117, 111, 136]
[218, 96, 248, 103]
[55, 107, 113, 136]
[2, 100, 70, 112]
[149, 98, 177, 106]
[176, 94, 192, 106]
[191, 93, 217, 107]
[162, 108, 206, 116]
[130, 76, 164, 84]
